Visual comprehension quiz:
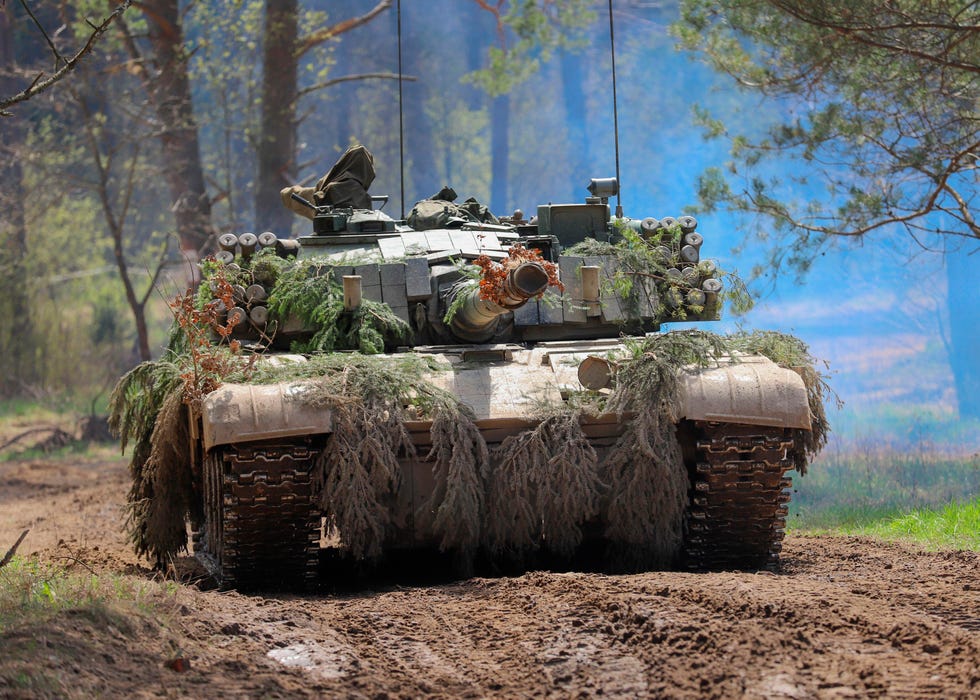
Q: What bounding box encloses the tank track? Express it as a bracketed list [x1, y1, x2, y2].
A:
[684, 422, 795, 571]
[196, 440, 321, 591]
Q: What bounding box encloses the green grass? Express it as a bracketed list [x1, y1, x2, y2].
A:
[794, 498, 980, 551]
[0, 557, 182, 696]
[785, 409, 979, 551]
[0, 557, 176, 634]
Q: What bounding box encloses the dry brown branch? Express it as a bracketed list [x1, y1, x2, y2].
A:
[53, 540, 97, 575]
[297, 0, 392, 57]
[297, 72, 417, 97]
[0, 427, 73, 453]
[0, 529, 30, 570]
[421, 407, 488, 558]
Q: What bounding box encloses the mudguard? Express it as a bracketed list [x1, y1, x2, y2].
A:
[200, 350, 810, 450]
[677, 355, 811, 430]
[202, 382, 332, 450]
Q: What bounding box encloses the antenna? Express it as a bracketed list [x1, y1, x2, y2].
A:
[397, 0, 406, 219]
[607, 0, 623, 219]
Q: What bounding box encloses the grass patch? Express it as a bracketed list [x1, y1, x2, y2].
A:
[0, 556, 176, 634]
[0, 398, 117, 463]
[794, 498, 980, 552]
[787, 429, 979, 551]
[0, 556, 181, 697]
[790, 441, 979, 521]
[0, 440, 119, 465]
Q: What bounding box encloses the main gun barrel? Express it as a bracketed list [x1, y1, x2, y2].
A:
[450, 261, 550, 341]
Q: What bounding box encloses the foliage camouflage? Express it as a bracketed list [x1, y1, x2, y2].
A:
[565, 225, 753, 320]
[111, 287, 832, 567]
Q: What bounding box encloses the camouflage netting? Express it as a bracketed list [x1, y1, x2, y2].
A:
[108, 361, 194, 564]
[485, 410, 602, 563]
[111, 326, 834, 570]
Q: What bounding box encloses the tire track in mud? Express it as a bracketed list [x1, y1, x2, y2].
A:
[3, 456, 979, 699]
[177, 561, 978, 699]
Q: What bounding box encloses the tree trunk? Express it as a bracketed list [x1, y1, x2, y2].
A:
[945, 250, 980, 419]
[254, 0, 299, 236]
[490, 93, 510, 215]
[0, 3, 37, 395]
[140, 0, 213, 276]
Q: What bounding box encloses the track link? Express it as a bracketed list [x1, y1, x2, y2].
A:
[684, 423, 795, 571]
[197, 440, 321, 591]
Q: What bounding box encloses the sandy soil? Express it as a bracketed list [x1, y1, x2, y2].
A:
[1, 453, 978, 699]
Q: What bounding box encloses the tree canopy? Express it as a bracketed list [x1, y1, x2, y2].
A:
[674, 0, 979, 273]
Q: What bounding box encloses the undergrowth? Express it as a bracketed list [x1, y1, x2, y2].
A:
[0, 557, 180, 696]
[0, 556, 176, 634]
[794, 498, 980, 551]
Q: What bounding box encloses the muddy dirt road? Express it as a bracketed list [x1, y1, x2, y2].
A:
[2, 453, 978, 699]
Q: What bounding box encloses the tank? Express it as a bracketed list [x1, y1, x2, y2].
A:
[115, 157, 826, 591]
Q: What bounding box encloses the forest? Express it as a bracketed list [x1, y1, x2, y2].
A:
[1, 4, 978, 696]
[1, 0, 977, 441]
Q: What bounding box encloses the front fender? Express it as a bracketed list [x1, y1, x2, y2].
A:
[677, 355, 811, 430]
[201, 382, 332, 450]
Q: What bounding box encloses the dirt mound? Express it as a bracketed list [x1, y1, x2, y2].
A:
[2, 456, 978, 698]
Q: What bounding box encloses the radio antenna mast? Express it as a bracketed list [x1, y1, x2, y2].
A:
[607, 0, 623, 218]
[397, 0, 406, 219]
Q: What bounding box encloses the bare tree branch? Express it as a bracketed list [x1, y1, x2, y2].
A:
[17, 0, 63, 65]
[297, 0, 392, 57]
[0, 530, 30, 570]
[297, 71, 415, 97]
[1, 0, 133, 115]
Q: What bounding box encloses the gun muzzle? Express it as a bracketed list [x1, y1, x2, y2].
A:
[449, 261, 550, 341]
